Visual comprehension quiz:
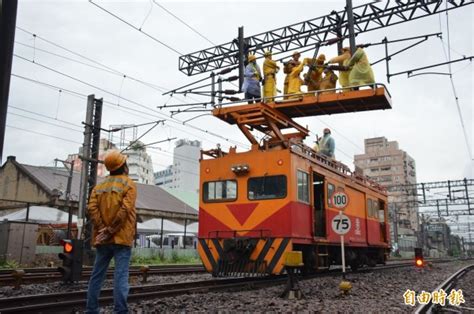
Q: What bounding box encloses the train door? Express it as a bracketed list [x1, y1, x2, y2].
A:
[313, 172, 326, 237]
[379, 200, 387, 243]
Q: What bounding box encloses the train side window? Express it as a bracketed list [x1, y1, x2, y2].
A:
[248, 175, 287, 200]
[203, 180, 237, 202]
[297, 170, 309, 203]
[367, 199, 372, 217]
[372, 200, 378, 218]
[378, 199, 385, 222]
[327, 183, 335, 206]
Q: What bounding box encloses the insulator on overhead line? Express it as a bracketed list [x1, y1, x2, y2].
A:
[226, 76, 239, 82]
[228, 97, 240, 102]
[219, 68, 233, 75]
[224, 90, 238, 95]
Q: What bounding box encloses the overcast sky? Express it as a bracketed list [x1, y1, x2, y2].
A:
[4, 0, 473, 184]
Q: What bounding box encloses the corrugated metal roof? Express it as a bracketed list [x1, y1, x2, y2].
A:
[19, 164, 198, 216]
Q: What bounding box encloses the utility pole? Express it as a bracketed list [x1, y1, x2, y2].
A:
[0, 0, 18, 163]
[345, 0, 357, 55]
[55, 159, 75, 239]
[390, 204, 399, 255]
[78, 95, 103, 264]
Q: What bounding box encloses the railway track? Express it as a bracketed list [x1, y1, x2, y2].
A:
[0, 259, 464, 313]
[0, 264, 205, 286]
[414, 263, 474, 314]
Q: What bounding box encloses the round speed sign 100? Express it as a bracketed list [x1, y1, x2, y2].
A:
[332, 191, 349, 209]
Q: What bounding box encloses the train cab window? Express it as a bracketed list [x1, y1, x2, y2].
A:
[203, 180, 237, 202]
[248, 175, 286, 200]
[327, 183, 335, 206]
[297, 170, 309, 203]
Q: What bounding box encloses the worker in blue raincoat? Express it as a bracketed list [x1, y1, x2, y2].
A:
[242, 54, 262, 104]
[319, 128, 335, 159]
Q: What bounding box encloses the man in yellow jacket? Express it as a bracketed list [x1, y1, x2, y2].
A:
[262, 51, 280, 102]
[86, 150, 137, 314]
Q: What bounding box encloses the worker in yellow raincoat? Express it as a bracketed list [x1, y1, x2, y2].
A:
[287, 58, 309, 98]
[327, 47, 351, 89]
[283, 51, 301, 98]
[319, 68, 338, 94]
[304, 54, 326, 93]
[262, 51, 280, 102]
[348, 47, 375, 86]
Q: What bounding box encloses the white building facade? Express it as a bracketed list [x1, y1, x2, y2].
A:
[155, 139, 201, 193]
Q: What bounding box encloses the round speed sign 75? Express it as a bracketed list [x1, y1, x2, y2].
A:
[331, 213, 351, 235]
[332, 191, 349, 209]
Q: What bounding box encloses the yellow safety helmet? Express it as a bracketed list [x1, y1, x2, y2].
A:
[248, 54, 257, 62]
[104, 150, 127, 172]
[264, 50, 272, 57]
[317, 54, 326, 61]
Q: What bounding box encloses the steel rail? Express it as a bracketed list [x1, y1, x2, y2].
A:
[0, 259, 466, 312]
[414, 263, 474, 314]
[0, 265, 205, 286]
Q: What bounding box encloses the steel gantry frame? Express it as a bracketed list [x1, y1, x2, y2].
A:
[178, 0, 472, 76]
[389, 179, 474, 215]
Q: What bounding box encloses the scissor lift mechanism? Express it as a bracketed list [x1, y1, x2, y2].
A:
[213, 84, 392, 146]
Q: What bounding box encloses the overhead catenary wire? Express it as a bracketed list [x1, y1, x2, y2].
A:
[152, 1, 216, 46]
[10, 104, 201, 173]
[6, 124, 83, 145]
[10, 106, 201, 167]
[12, 73, 237, 151]
[14, 33, 368, 158]
[438, 7, 473, 160]
[9, 104, 83, 129]
[12, 55, 249, 148]
[8, 112, 83, 134]
[17, 26, 205, 104]
[88, 0, 182, 55]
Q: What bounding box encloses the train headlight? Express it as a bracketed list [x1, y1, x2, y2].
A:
[231, 164, 249, 175]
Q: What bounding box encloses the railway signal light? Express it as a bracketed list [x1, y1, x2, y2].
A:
[58, 239, 83, 283]
[414, 247, 423, 268]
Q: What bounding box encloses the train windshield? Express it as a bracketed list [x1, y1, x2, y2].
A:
[203, 180, 237, 202]
[248, 175, 287, 200]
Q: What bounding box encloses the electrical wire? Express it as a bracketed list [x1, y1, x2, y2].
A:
[9, 104, 83, 129]
[6, 124, 82, 145]
[152, 1, 216, 46]
[13, 55, 249, 148]
[15, 37, 202, 103]
[11, 73, 230, 150]
[89, 0, 182, 55]
[8, 112, 83, 134]
[439, 8, 473, 160]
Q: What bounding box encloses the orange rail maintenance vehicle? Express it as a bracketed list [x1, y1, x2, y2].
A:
[198, 84, 392, 276]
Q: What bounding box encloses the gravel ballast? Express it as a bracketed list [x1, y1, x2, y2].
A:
[1, 261, 472, 313]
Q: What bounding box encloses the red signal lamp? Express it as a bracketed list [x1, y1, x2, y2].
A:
[414, 247, 423, 268]
[64, 242, 73, 253]
[415, 258, 423, 267]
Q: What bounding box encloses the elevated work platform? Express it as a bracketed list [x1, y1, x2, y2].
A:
[212, 84, 392, 146]
[214, 85, 392, 123]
